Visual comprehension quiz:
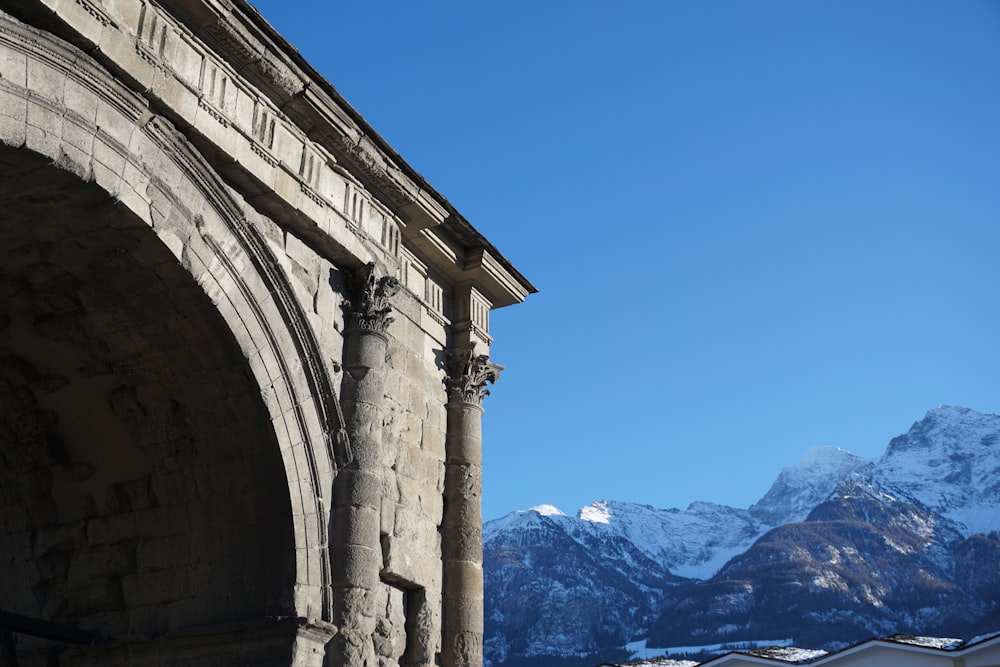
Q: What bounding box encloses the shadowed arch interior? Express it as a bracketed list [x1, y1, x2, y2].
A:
[0, 145, 295, 653]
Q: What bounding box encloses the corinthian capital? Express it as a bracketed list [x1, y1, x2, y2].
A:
[348, 263, 401, 333]
[446, 345, 503, 405]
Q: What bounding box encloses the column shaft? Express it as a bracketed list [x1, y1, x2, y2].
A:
[442, 349, 500, 667]
[329, 264, 399, 667]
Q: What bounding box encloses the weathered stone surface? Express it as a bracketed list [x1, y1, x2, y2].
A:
[0, 1, 532, 665]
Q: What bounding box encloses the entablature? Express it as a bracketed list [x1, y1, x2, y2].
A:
[4, 0, 534, 325]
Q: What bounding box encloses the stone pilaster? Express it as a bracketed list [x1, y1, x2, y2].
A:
[441, 346, 501, 667]
[330, 263, 400, 667]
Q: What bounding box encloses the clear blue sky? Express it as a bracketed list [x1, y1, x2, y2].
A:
[249, 1, 1000, 521]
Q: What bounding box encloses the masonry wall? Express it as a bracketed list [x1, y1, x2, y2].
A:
[277, 217, 456, 666]
[0, 1, 529, 664]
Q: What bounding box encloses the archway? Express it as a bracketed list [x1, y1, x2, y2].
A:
[0, 146, 299, 662]
[0, 16, 345, 659]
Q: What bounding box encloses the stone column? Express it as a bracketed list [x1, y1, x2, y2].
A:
[442, 347, 501, 667]
[330, 263, 400, 667]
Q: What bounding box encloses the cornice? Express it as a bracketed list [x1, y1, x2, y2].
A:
[179, 0, 536, 306]
[5, 0, 535, 310]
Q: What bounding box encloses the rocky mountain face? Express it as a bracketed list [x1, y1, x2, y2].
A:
[483, 406, 1000, 667]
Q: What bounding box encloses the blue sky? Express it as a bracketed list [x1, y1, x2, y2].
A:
[249, 1, 1000, 521]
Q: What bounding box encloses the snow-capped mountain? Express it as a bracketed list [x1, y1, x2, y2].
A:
[748, 445, 868, 525]
[484, 406, 1000, 667]
[484, 505, 685, 664]
[487, 499, 763, 582]
[868, 405, 1000, 535]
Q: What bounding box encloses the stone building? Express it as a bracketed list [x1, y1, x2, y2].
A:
[0, 1, 534, 665]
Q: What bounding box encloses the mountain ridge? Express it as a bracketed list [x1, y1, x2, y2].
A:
[484, 405, 1000, 667]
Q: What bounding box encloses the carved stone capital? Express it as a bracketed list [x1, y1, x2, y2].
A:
[347, 263, 400, 333]
[446, 346, 502, 405]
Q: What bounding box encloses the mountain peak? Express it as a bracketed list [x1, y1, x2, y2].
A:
[749, 445, 868, 525]
[908, 404, 998, 434]
[530, 504, 566, 517]
[927, 404, 978, 419]
[797, 444, 854, 464]
[578, 501, 612, 524]
[874, 406, 1000, 534]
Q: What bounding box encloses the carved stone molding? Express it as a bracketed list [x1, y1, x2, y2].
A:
[446, 346, 502, 406]
[347, 263, 400, 333]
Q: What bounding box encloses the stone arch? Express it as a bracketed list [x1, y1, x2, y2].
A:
[0, 12, 338, 663]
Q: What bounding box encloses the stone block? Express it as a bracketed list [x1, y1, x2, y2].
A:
[294, 546, 312, 585]
[33, 520, 86, 556]
[421, 419, 447, 460]
[134, 504, 189, 538]
[167, 34, 204, 91]
[385, 376, 408, 414]
[403, 347, 431, 384]
[64, 78, 100, 126]
[86, 513, 138, 547]
[290, 618, 338, 667]
[0, 41, 28, 87]
[406, 384, 428, 422]
[399, 446, 445, 490]
[0, 497, 29, 530]
[49, 577, 124, 616]
[34, 549, 72, 589]
[101, 0, 142, 38]
[331, 504, 380, 548]
[290, 259, 319, 298]
[299, 396, 330, 447]
[380, 535, 417, 586]
[128, 603, 169, 636]
[257, 346, 282, 384]
[165, 595, 228, 632]
[405, 411, 426, 449]
[92, 138, 129, 184]
[25, 109, 63, 165]
[441, 523, 483, 565]
[137, 534, 192, 572]
[290, 442, 321, 491]
[281, 410, 305, 450]
[98, 24, 156, 89]
[121, 566, 189, 608]
[293, 583, 324, 620]
[0, 105, 27, 148]
[150, 470, 200, 506]
[380, 498, 396, 537]
[67, 543, 136, 581]
[26, 57, 65, 106]
[373, 583, 406, 662]
[53, 0, 108, 48]
[301, 507, 321, 545]
[313, 265, 343, 320]
[271, 163, 301, 204]
[331, 543, 380, 589]
[285, 229, 320, 275]
[89, 158, 123, 198]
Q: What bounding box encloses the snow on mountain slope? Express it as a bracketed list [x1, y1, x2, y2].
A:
[864, 406, 1000, 535]
[487, 502, 760, 581]
[486, 444, 874, 583]
[484, 405, 1000, 667]
[484, 504, 684, 664]
[749, 446, 869, 525]
[575, 500, 763, 580]
[486, 406, 1000, 585]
